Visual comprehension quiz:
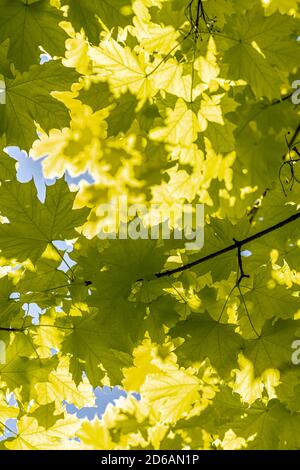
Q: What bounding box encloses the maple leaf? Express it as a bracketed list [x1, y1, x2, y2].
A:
[141, 367, 202, 423]
[170, 313, 244, 378]
[0, 178, 89, 262]
[221, 8, 300, 99]
[62, 0, 132, 44]
[244, 319, 300, 375]
[0, 61, 79, 150]
[0, 0, 299, 451]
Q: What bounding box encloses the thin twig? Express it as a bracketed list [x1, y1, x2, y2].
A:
[288, 123, 300, 149]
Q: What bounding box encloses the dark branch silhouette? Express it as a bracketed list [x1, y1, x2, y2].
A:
[155, 211, 300, 279]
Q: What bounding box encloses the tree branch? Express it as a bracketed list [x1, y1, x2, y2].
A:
[155, 211, 300, 278]
[0, 327, 23, 332]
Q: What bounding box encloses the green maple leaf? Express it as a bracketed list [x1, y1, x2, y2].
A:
[179, 385, 248, 436]
[61, 308, 134, 386]
[0, 178, 89, 262]
[18, 253, 67, 294]
[145, 295, 180, 343]
[205, 120, 236, 153]
[225, 43, 282, 100]
[0, 40, 13, 78]
[238, 267, 299, 336]
[78, 82, 111, 112]
[0, 145, 16, 179]
[77, 237, 168, 299]
[235, 131, 286, 190]
[0, 276, 20, 325]
[16, 246, 69, 307]
[170, 312, 244, 378]
[244, 319, 300, 375]
[276, 369, 300, 412]
[107, 92, 137, 136]
[278, 413, 300, 450]
[248, 190, 300, 231]
[30, 402, 64, 430]
[0, 0, 68, 71]
[221, 8, 300, 99]
[229, 400, 296, 450]
[0, 335, 58, 401]
[0, 60, 78, 151]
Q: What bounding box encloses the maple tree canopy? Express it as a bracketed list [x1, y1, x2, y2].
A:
[0, 0, 300, 450]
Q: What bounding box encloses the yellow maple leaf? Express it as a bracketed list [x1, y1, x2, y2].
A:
[150, 98, 202, 146]
[34, 357, 94, 411]
[89, 36, 153, 100]
[141, 367, 201, 423]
